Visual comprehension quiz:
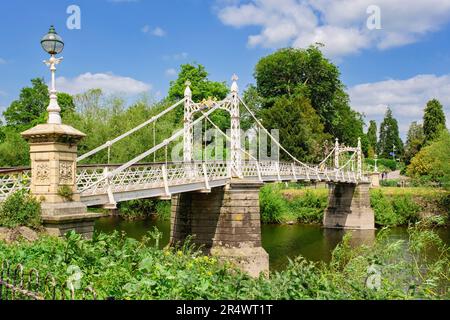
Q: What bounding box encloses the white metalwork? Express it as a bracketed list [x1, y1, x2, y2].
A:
[0, 75, 370, 205]
[44, 55, 63, 124]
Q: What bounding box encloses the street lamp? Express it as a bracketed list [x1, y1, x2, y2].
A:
[41, 25, 64, 125]
[374, 154, 378, 173]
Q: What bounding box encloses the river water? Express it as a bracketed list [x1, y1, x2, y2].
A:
[95, 216, 449, 271]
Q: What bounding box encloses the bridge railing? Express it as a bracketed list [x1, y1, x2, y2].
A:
[0, 161, 369, 202]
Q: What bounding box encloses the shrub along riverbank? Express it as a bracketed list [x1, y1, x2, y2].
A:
[0, 223, 448, 300]
[260, 183, 450, 227]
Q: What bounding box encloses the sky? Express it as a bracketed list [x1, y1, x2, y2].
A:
[1, 0, 450, 140]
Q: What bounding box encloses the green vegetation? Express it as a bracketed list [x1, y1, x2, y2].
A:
[0, 225, 448, 300]
[377, 108, 403, 159]
[407, 130, 450, 190]
[58, 185, 74, 201]
[260, 184, 448, 227]
[260, 184, 328, 224]
[118, 199, 171, 221]
[367, 120, 377, 158]
[0, 190, 42, 229]
[252, 46, 367, 159]
[423, 99, 446, 145]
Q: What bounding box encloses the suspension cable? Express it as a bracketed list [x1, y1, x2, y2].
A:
[77, 98, 184, 162]
[81, 104, 222, 192]
[238, 96, 315, 169]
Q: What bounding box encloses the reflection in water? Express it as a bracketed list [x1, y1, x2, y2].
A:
[95, 217, 449, 271]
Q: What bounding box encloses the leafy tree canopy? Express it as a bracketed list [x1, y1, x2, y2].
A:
[168, 64, 229, 102]
[3, 78, 75, 130]
[260, 94, 330, 162]
[404, 121, 424, 165]
[423, 99, 446, 144]
[377, 108, 403, 159]
[407, 129, 450, 189]
[253, 46, 364, 147]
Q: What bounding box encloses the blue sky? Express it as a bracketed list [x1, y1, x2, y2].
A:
[1, 0, 450, 139]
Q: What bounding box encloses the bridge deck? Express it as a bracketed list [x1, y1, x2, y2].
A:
[0, 161, 368, 206]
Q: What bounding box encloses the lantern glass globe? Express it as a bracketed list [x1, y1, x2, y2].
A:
[41, 26, 64, 55]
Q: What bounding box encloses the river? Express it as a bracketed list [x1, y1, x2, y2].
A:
[95, 216, 449, 271]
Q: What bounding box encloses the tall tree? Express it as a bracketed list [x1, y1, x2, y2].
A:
[423, 99, 446, 144]
[167, 63, 230, 130]
[378, 108, 403, 159]
[367, 120, 377, 157]
[253, 46, 364, 146]
[168, 64, 228, 102]
[3, 78, 75, 130]
[261, 94, 330, 162]
[404, 121, 424, 165]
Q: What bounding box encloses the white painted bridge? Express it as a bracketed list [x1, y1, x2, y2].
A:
[0, 76, 369, 206]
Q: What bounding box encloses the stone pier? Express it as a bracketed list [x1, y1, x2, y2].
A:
[170, 180, 269, 277]
[323, 182, 375, 230]
[21, 123, 102, 239]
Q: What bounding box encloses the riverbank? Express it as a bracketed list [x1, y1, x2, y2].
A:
[260, 184, 449, 227]
[0, 224, 448, 300]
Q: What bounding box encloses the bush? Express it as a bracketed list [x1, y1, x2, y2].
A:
[155, 201, 171, 221]
[365, 158, 398, 171]
[260, 184, 290, 223]
[370, 190, 421, 226]
[0, 226, 447, 300]
[0, 190, 41, 229]
[407, 130, 450, 190]
[289, 190, 328, 224]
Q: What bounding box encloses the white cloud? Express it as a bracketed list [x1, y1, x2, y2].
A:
[165, 68, 177, 77]
[163, 52, 188, 61]
[142, 25, 167, 37]
[56, 72, 151, 95]
[348, 74, 450, 138]
[217, 0, 450, 58]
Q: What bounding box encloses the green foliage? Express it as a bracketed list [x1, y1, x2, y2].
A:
[253, 46, 365, 146]
[155, 201, 171, 221]
[407, 130, 450, 189]
[377, 108, 403, 159]
[118, 199, 170, 221]
[0, 127, 30, 167]
[260, 184, 328, 224]
[0, 190, 41, 229]
[367, 120, 377, 154]
[370, 190, 421, 226]
[423, 99, 446, 145]
[260, 184, 290, 223]
[261, 95, 330, 162]
[288, 190, 328, 224]
[57, 185, 74, 201]
[404, 121, 424, 165]
[3, 78, 75, 130]
[365, 158, 397, 171]
[168, 64, 228, 102]
[0, 225, 448, 300]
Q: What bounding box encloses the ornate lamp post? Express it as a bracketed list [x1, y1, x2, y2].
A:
[40, 26, 64, 125]
[20, 26, 100, 239]
[374, 154, 378, 173]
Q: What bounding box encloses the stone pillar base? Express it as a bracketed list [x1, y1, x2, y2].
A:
[323, 182, 375, 230]
[41, 202, 103, 239]
[210, 246, 269, 278]
[170, 179, 269, 277]
[370, 172, 380, 188]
